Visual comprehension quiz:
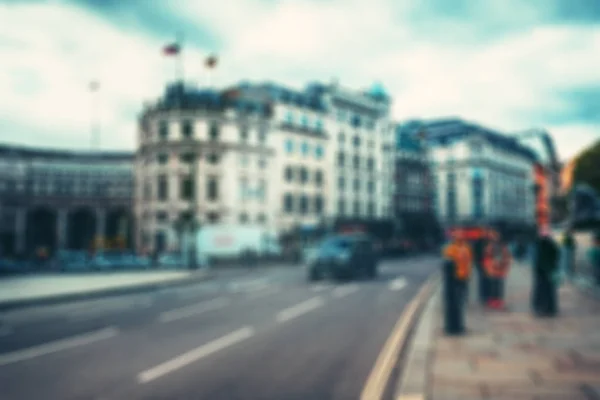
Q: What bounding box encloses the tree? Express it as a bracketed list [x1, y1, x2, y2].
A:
[573, 139, 600, 196]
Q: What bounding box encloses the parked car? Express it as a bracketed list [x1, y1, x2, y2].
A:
[306, 234, 378, 282]
[52, 250, 90, 271]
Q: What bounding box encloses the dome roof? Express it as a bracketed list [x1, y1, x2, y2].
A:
[368, 82, 388, 98]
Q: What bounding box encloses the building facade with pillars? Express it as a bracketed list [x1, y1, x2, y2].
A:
[0, 144, 134, 258]
[421, 118, 538, 238]
[135, 81, 395, 252]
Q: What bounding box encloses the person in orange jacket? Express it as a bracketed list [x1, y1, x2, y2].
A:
[443, 234, 473, 306]
[483, 234, 512, 309]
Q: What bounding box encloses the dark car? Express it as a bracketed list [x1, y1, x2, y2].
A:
[306, 234, 378, 281]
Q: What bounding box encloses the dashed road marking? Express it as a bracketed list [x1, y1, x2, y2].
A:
[389, 278, 407, 291]
[158, 297, 230, 323]
[276, 297, 324, 323]
[138, 326, 254, 383]
[247, 286, 281, 299]
[333, 284, 359, 298]
[0, 327, 119, 366]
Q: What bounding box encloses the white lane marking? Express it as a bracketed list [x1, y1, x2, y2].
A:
[310, 284, 330, 292]
[158, 297, 230, 323]
[0, 327, 119, 367]
[389, 278, 407, 291]
[229, 278, 270, 293]
[247, 286, 281, 299]
[333, 284, 359, 298]
[276, 297, 324, 323]
[68, 298, 152, 320]
[138, 326, 254, 383]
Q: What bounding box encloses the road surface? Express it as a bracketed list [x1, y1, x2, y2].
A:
[0, 256, 438, 400]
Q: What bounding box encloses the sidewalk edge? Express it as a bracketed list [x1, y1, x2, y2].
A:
[0, 271, 213, 312]
[394, 284, 439, 400]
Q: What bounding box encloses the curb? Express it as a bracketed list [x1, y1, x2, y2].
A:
[0, 271, 214, 312]
[394, 286, 439, 400]
[360, 273, 439, 400]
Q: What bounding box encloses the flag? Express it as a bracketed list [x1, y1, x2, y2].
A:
[205, 54, 218, 69]
[163, 43, 180, 56]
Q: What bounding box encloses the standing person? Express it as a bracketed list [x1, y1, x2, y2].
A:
[588, 231, 600, 286]
[562, 230, 576, 280]
[484, 235, 512, 310]
[443, 233, 473, 307]
[532, 229, 560, 317]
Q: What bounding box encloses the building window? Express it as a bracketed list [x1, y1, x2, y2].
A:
[181, 120, 193, 138]
[301, 142, 310, 156]
[158, 175, 168, 201]
[180, 176, 194, 200]
[447, 172, 456, 221]
[315, 145, 324, 159]
[353, 136, 361, 147]
[239, 213, 249, 223]
[285, 139, 294, 153]
[258, 180, 266, 202]
[338, 176, 345, 190]
[159, 121, 168, 140]
[338, 199, 346, 215]
[257, 213, 266, 223]
[284, 193, 293, 213]
[472, 173, 485, 218]
[367, 180, 375, 192]
[353, 155, 360, 169]
[207, 153, 220, 164]
[337, 152, 345, 167]
[315, 170, 323, 186]
[285, 111, 293, 124]
[314, 196, 324, 214]
[207, 177, 218, 201]
[239, 125, 249, 142]
[367, 157, 374, 171]
[353, 201, 360, 215]
[351, 115, 361, 128]
[301, 115, 308, 127]
[339, 132, 345, 143]
[180, 153, 195, 164]
[258, 158, 267, 169]
[207, 212, 220, 223]
[157, 153, 169, 164]
[353, 179, 360, 192]
[299, 167, 308, 184]
[300, 195, 309, 214]
[209, 122, 219, 141]
[285, 166, 294, 182]
[156, 211, 168, 223]
[143, 181, 151, 200]
[258, 127, 267, 144]
[315, 119, 323, 132]
[367, 202, 375, 217]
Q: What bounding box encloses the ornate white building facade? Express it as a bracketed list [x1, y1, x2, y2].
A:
[135, 81, 394, 252]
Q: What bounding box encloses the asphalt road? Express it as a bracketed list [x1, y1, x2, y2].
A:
[0, 256, 439, 400]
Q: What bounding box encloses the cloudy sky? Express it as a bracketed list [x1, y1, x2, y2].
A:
[1, 0, 599, 161]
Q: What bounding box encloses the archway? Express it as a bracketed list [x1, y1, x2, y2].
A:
[25, 207, 57, 256]
[67, 208, 96, 251]
[106, 208, 133, 250]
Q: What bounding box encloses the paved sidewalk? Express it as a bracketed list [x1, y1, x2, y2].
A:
[0, 270, 211, 310]
[398, 262, 600, 400]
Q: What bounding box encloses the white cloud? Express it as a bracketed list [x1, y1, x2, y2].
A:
[0, 0, 598, 160]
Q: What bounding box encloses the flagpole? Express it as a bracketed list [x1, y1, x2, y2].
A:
[176, 32, 184, 84]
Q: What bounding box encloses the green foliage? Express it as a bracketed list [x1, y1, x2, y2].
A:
[573, 139, 600, 195]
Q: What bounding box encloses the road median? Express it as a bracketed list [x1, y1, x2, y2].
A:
[0, 270, 213, 311]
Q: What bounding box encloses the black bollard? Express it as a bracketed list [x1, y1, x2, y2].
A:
[443, 260, 465, 335]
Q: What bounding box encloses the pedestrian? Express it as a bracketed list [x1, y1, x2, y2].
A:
[531, 228, 560, 317]
[562, 230, 576, 280]
[443, 233, 472, 307]
[587, 231, 600, 286]
[483, 235, 512, 310]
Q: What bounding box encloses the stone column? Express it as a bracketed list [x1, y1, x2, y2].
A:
[56, 209, 68, 250]
[15, 207, 26, 255]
